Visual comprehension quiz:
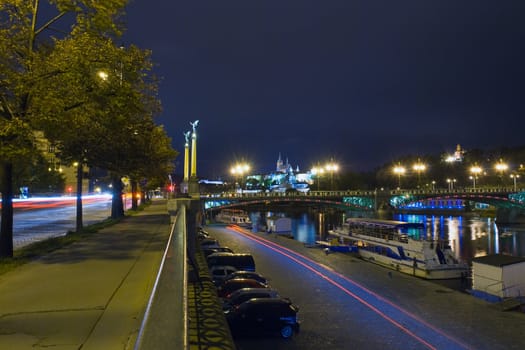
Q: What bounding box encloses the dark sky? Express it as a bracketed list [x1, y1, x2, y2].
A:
[123, 0, 525, 178]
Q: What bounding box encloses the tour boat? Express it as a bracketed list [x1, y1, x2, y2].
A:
[215, 209, 252, 226]
[330, 218, 469, 279]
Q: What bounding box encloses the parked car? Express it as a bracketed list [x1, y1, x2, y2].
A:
[210, 265, 239, 285]
[200, 238, 220, 249]
[222, 287, 280, 312]
[226, 298, 300, 339]
[217, 271, 268, 287]
[203, 246, 234, 258]
[206, 252, 255, 272]
[216, 278, 268, 299]
[197, 229, 210, 240]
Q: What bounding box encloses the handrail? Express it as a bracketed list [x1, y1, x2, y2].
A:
[134, 205, 188, 350]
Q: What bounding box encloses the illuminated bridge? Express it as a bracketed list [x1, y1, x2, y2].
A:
[201, 188, 525, 223]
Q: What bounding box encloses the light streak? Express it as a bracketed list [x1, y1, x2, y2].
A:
[227, 225, 470, 350]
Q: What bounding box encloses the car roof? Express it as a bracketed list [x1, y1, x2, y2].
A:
[207, 252, 251, 257]
[244, 297, 291, 305]
[226, 271, 264, 278]
[222, 278, 264, 285]
[229, 288, 277, 297]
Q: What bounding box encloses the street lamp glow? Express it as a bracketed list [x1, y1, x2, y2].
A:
[412, 162, 426, 172]
[324, 161, 339, 190]
[470, 165, 482, 189]
[230, 163, 250, 175]
[495, 160, 508, 186]
[412, 160, 426, 187]
[311, 166, 325, 176]
[446, 178, 456, 191]
[495, 160, 508, 174]
[393, 164, 406, 188]
[510, 174, 520, 191]
[325, 163, 339, 172]
[230, 163, 250, 194]
[97, 70, 109, 81]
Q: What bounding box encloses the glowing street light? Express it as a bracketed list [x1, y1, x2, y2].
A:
[510, 174, 520, 191]
[494, 160, 508, 185]
[446, 178, 456, 191]
[393, 164, 406, 189]
[412, 160, 426, 188]
[311, 166, 325, 190]
[230, 163, 250, 194]
[470, 165, 482, 189]
[325, 161, 339, 190]
[97, 70, 109, 81]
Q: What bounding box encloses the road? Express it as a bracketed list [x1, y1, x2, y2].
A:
[204, 224, 525, 350]
[6, 195, 113, 249]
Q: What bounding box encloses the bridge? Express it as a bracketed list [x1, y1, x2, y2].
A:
[201, 187, 525, 223]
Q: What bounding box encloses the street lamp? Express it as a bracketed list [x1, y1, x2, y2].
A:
[325, 161, 339, 191]
[470, 165, 482, 189]
[393, 164, 406, 189]
[494, 160, 508, 185]
[311, 166, 325, 191]
[97, 70, 109, 81]
[412, 160, 426, 188]
[230, 163, 250, 194]
[446, 178, 456, 191]
[510, 174, 520, 191]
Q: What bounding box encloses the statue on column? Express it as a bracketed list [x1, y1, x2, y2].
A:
[184, 131, 191, 145]
[190, 120, 199, 133]
[188, 120, 200, 195]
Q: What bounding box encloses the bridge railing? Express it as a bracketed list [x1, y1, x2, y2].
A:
[201, 187, 523, 199]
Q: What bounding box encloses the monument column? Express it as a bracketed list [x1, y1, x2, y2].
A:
[180, 131, 191, 193]
[188, 120, 200, 195]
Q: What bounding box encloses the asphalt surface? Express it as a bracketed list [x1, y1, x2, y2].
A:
[0, 200, 172, 350]
[204, 224, 525, 350]
[2, 199, 524, 350]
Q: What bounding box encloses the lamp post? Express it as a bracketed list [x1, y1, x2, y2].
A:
[510, 174, 520, 191]
[446, 178, 456, 191]
[393, 164, 406, 189]
[230, 163, 250, 195]
[311, 166, 325, 191]
[470, 165, 482, 189]
[325, 161, 339, 191]
[412, 160, 426, 188]
[494, 160, 508, 186]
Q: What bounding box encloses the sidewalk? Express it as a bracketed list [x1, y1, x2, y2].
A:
[0, 200, 172, 350]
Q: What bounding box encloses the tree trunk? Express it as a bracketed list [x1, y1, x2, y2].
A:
[111, 174, 124, 219]
[131, 179, 138, 210]
[0, 162, 14, 258]
[75, 162, 83, 232]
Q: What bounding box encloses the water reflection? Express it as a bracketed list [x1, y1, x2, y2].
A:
[255, 211, 525, 263]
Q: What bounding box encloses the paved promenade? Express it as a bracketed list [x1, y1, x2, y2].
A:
[0, 200, 172, 349]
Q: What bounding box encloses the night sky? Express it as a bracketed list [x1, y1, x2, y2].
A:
[123, 1, 525, 178]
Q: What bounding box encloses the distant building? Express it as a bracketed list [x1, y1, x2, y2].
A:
[34, 131, 89, 195]
[445, 144, 465, 163]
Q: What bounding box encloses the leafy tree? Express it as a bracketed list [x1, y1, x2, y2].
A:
[0, 0, 127, 257]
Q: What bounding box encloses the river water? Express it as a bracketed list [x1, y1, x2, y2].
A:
[253, 211, 525, 264]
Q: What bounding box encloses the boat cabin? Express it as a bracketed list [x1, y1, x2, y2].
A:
[471, 254, 525, 302]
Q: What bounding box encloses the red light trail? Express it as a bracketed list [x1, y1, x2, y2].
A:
[228, 225, 470, 350]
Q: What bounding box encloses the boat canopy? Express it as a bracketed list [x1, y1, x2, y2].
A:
[345, 218, 424, 230]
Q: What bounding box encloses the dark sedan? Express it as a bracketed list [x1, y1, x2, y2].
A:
[226, 298, 300, 339]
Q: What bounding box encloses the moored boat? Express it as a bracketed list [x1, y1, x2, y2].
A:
[331, 218, 469, 279]
[215, 209, 252, 226]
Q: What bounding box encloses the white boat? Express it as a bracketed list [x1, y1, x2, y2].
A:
[331, 218, 469, 279]
[266, 216, 292, 234]
[215, 209, 252, 226]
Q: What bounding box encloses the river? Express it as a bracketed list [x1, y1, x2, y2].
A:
[252, 210, 525, 264]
